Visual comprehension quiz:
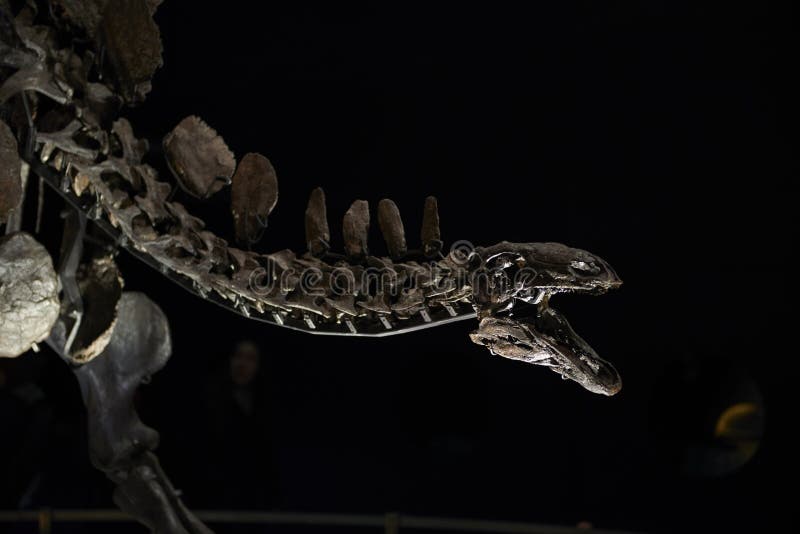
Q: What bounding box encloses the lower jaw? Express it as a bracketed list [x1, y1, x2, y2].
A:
[471, 302, 622, 396]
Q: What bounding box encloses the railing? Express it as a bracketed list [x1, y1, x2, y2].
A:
[0, 509, 641, 534]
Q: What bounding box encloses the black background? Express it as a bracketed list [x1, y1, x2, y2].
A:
[3, 2, 797, 533]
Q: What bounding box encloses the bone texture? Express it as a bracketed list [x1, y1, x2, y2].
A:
[164, 115, 236, 199]
[305, 187, 329, 256]
[343, 199, 370, 258]
[99, 0, 163, 102]
[0, 119, 21, 225]
[231, 152, 278, 245]
[67, 292, 212, 533]
[0, 232, 60, 358]
[377, 198, 407, 259]
[0, 0, 624, 425]
[420, 196, 442, 257]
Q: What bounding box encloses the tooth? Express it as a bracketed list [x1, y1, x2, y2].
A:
[230, 152, 279, 245]
[305, 187, 330, 257]
[421, 196, 442, 257]
[377, 199, 407, 259]
[343, 200, 369, 258]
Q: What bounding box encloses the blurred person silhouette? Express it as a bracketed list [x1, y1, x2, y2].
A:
[1, 354, 103, 510]
[0, 357, 52, 507]
[203, 340, 277, 508]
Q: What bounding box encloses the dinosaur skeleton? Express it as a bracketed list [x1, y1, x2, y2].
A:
[0, 1, 622, 532]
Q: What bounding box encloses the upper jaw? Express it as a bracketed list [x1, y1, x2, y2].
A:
[472, 241, 622, 295]
[468, 241, 622, 396]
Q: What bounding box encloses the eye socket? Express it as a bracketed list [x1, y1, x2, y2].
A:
[569, 259, 601, 275]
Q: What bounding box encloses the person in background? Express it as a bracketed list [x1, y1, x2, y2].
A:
[203, 340, 277, 508]
[0, 358, 51, 508]
[229, 340, 261, 417]
[0, 355, 101, 510]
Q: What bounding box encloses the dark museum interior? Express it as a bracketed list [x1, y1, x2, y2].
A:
[0, 1, 795, 533]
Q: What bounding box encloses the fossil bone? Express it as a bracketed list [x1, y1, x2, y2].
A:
[0, 61, 72, 104]
[230, 152, 278, 244]
[420, 195, 442, 257]
[343, 199, 369, 258]
[305, 187, 330, 257]
[0, 118, 22, 224]
[0, 232, 60, 358]
[66, 255, 124, 364]
[0, 4, 626, 531]
[377, 198, 407, 259]
[164, 115, 236, 199]
[470, 310, 622, 396]
[65, 292, 212, 534]
[113, 118, 149, 164]
[99, 0, 163, 103]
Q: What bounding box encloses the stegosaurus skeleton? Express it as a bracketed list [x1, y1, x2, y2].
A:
[0, 2, 622, 532]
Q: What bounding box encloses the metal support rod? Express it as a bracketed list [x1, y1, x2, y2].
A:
[0, 509, 644, 534]
[385, 512, 400, 534]
[37, 508, 52, 534]
[5, 91, 35, 235]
